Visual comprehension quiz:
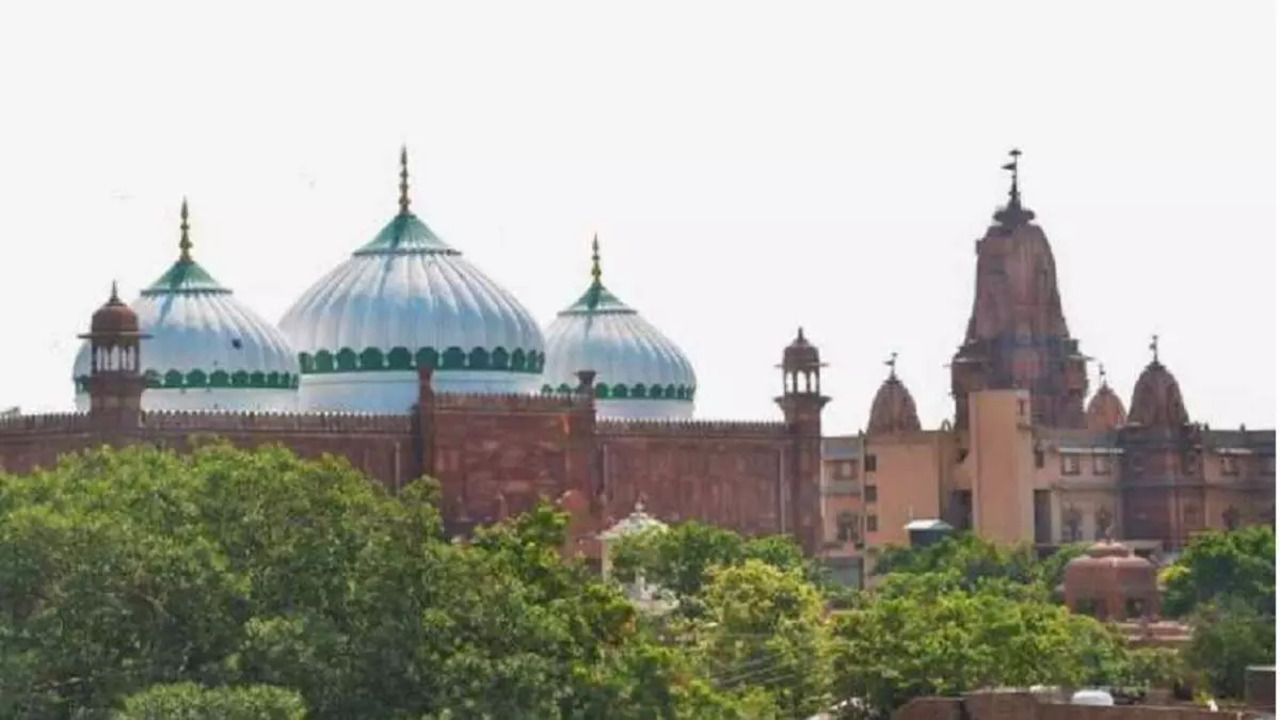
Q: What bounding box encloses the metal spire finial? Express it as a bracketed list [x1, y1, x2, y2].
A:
[109, 279, 120, 303]
[886, 351, 899, 379]
[590, 233, 602, 285]
[178, 198, 192, 262]
[398, 145, 411, 216]
[1149, 334, 1160, 363]
[1002, 148, 1023, 209]
[1099, 362, 1108, 387]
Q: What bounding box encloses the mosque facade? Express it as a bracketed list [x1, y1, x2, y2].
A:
[6, 149, 826, 554]
[818, 151, 1275, 585]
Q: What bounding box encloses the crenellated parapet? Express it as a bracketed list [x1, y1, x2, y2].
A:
[0, 412, 94, 436]
[141, 410, 413, 434]
[597, 418, 788, 439]
[431, 391, 584, 413]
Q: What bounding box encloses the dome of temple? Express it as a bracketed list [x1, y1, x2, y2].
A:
[278, 150, 545, 412]
[1126, 338, 1189, 429]
[542, 237, 696, 420]
[867, 354, 921, 435]
[1085, 366, 1127, 431]
[89, 282, 140, 335]
[74, 201, 299, 413]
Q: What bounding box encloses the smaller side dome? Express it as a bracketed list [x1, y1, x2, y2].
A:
[90, 282, 140, 334]
[1085, 364, 1127, 431]
[867, 352, 921, 435]
[782, 328, 821, 371]
[1127, 336, 1189, 429]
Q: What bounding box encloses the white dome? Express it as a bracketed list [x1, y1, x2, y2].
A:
[74, 204, 299, 412]
[542, 239, 696, 420]
[278, 157, 545, 413]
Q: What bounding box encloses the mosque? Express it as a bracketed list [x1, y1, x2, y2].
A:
[0, 148, 1270, 575]
[8, 148, 826, 555]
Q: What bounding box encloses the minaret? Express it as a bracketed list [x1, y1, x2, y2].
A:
[951, 149, 1089, 429]
[775, 328, 829, 554]
[79, 282, 150, 429]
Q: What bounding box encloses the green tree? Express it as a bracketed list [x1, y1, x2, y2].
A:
[1185, 598, 1276, 699]
[607, 521, 821, 613]
[0, 442, 745, 719]
[1161, 525, 1275, 618]
[113, 682, 307, 720]
[870, 533, 1085, 596]
[693, 560, 834, 718]
[831, 572, 1133, 717]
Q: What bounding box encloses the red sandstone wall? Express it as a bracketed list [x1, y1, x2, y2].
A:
[598, 421, 791, 537]
[894, 694, 1240, 720]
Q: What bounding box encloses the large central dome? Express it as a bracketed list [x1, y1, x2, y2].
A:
[279, 150, 545, 413]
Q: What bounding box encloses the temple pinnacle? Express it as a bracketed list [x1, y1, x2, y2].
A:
[886, 351, 899, 379]
[1003, 148, 1023, 209]
[109, 279, 120, 303]
[1099, 363, 1109, 387]
[398, 145, 411, 216]
[178, 198, 192, 262]
[1149, 334, 1160, 364]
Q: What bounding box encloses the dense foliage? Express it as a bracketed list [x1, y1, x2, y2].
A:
[0, 444, 1268, 716]
[1161, 525, 1275, 618]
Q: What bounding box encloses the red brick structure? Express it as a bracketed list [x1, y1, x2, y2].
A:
[893, 692, 1245, 720]
[1062, 540, 1161, 621]
[0, 296, 826, 553]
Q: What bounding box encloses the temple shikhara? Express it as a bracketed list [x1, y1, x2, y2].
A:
[820, 150, 1275, 585]
[0, 149, 1271, 579]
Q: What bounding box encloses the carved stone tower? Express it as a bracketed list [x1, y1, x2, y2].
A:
[951, 150, 1089, 429]
[79, 282, 150, 429]
[775, 328, 829, 554]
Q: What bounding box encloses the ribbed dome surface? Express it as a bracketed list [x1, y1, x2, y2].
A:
[1127, 349, 1189, 429]
[74, 204, 298, 412]
[867, 364, 921, 435]
[279, 157, 545, 413]
[542, 239, 696, 420]
[1086, 373, 1127, 432]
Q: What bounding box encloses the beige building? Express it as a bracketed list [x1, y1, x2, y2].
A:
[819, 153, 1274, 583]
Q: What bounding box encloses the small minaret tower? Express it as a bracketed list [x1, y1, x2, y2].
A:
[775, 328, 829, 555]
[79, 282, 150, 428]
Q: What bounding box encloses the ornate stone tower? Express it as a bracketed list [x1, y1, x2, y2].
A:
[775, 328, 828, 554]
[951, 150, 1089, 429]
[79, 282, 150, 429]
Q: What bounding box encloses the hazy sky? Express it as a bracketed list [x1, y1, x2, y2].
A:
[0, 1, 1274, 434]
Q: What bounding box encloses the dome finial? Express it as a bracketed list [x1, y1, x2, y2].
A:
[1003, 148, 1023, 210]
[398, 145, 411, 216]
[885, 350, 898, 379]
[1099, 362, 1109, 387]
[178, 198, 192, 262]
[1149, 333, 1160, 364]
[590, 233, 602, 285]
[109, 279, 120, 303]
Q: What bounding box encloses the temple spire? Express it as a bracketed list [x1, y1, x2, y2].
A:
[1003, 148, 1023, 210]
[178, 198, 192, 262]
[398, 145, 411, 216]
[590, 233, 602, 285]
[109, 279, 121, 303]
[1099, 362, 1109, 387]
[885, 351, 898, 379]
[1149, 334, 1160, 364]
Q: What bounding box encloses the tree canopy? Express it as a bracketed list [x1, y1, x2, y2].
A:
[1160, 524, 1275, 618]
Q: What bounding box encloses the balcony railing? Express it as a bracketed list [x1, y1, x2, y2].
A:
[825, 480, 861, 496]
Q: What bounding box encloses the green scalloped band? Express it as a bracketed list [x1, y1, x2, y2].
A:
[297, 346, 545, 375]
[75, 369, 300, 393]
[540, 382, 696, 401]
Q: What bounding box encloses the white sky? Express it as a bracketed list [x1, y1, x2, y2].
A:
[0, 1, 1274, 434]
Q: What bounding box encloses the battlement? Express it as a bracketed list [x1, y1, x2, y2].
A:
[0, 412, 93, 435]
[431, 391, 584, 413]
[597, 418, 788, 439]
[142, 410, 413, 434]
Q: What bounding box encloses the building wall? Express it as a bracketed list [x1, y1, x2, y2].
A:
[862, 431, 949, 548]
[966, 389, 1036, 545]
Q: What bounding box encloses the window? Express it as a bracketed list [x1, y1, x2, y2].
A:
[865, 485, 878, 503]
[866, 514, 879, 533]
[1034, 447, 1045, 469]
[1017, 399, 1027, 418]
[1061, 455, 1081, 476]
[1220, 455, 1240, 476]
[864, 455, 878, 473]
[1092, 454, 1111, 475]
[836, 512, 858, 542]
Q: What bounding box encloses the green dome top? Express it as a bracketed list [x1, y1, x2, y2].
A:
[353, 212, 458, 256]
[559, 235, 636, 316]
[141, 199, 231, 296]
